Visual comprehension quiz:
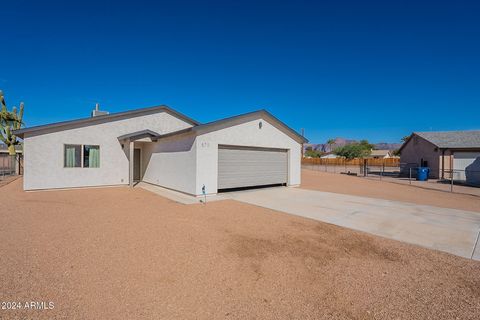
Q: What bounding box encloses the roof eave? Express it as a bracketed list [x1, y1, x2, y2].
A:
[117, 129, 161, 142]
[190, 109, 308, 144]
[13, 105, 200, 138]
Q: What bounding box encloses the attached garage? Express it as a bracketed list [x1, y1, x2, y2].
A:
[218, 145, 288, 190]
[454, 152, 480, 186]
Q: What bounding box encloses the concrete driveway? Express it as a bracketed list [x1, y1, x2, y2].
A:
[226, 187, 480, 260]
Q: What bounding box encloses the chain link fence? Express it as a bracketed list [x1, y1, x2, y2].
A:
[302, 158, 480, 192]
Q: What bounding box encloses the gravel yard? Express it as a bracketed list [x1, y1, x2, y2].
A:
[302, 169, 480, 213]
[1, 178, 479, 319]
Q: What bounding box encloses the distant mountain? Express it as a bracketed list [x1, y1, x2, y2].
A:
[304, 138, 402, 153]
[373, 142, 402, 150]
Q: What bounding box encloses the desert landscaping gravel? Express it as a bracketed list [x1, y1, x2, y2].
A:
[1, 178, 479, 319]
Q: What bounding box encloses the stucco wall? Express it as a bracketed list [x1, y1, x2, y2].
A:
[23, 112, 193, 190]
[195, 117, 302, 195]
[400, 135, 441, 178]
[141, 133, 197, 195]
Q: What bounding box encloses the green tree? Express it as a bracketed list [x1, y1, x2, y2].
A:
[0, 90, 24, 155]
[334, 140, 372, 159]
[304, 149, 324, 158]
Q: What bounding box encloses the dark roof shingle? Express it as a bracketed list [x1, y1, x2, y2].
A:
[415, 130, 480, 148]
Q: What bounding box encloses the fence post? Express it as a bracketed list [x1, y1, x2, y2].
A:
[451, 170, 454, 192]
[409, 167, 412, 184]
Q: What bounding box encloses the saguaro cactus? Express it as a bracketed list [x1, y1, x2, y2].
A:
[0, 90, 24, 155]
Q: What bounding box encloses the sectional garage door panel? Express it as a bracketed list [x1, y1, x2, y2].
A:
[453, 152, 480, 186]
[218, 146, 288, 189]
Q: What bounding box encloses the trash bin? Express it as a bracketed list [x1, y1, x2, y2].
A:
[417, 167, 429, 181]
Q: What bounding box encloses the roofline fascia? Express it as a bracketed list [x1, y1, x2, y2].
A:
[193, 109, 308, 143]
[398, 132, 443, 153]
[13, 105, 200, 138]
[117, 129, 162, 142]
[155, 109, 308, 144]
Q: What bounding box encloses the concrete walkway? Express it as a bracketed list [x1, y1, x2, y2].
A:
[137, 182, 230, 204]
[226, 187, 480, 260]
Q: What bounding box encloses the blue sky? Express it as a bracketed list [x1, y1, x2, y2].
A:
[2, 0, 479, 143]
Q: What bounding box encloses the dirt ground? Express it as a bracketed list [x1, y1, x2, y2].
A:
[1, 179, 479, 319]
[0, 175, 19, 188]
[302, 169, 480, 213]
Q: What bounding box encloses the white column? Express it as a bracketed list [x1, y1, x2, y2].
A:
[129, 140, 134, 188]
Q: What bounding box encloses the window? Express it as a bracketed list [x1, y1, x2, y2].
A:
[84, 145, 100, 168]
[420, 158, 429, 167]
[64, 144, 100, 168]
[64, 145, 81, 167]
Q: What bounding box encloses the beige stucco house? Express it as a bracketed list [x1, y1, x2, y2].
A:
[399, 130, 480, 185]
[369, 149, 394, 159]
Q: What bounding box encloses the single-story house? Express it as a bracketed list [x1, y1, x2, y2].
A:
[0, 144, 23, 154]
[14, 105, 307, 194]
[320, 153, 340, 159]
[369, 149, 394, 159]
[399, 130, 480, 184]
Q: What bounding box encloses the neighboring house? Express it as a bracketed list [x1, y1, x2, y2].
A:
[399, 130, 480, 184]
[321, 153, 340, 159]
[369, 149, 393, 159]
[0, 144, 23, 154]
[14, 105, 307, 194]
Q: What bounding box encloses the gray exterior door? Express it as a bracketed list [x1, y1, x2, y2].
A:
[133, 148, 141, 181]
[218, 145, 288, 190]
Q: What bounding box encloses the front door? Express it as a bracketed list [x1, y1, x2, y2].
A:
[134, 148, 141, 181]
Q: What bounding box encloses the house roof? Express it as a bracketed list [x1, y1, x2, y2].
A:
[399, 130, 480, 151]
[321, 154, 339, 158]
[117, 129, 161, 141]
[155, 109, 308, 144]
[13, 105, 200, 138]
[14, 105, 307, 144]
[370, 149, 391, 157]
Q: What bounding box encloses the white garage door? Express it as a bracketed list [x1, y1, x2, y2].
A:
[218, 145, 288, 190]
[453, 152, 480, 185]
